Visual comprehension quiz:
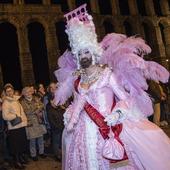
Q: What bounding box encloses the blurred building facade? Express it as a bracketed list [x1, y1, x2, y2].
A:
[0, 0, 170, 89]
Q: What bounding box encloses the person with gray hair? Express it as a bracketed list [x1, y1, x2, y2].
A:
[20, 86, 47, 161]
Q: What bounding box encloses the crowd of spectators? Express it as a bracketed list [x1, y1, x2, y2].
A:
[0, 82, 71, 170]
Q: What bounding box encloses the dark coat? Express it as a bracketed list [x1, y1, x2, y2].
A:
[46, 103, 65, 131]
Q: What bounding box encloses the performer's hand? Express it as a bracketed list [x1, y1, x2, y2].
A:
[104, 112, 120, 126]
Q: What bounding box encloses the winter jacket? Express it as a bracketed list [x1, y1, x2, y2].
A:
[2, 96, 27, 130]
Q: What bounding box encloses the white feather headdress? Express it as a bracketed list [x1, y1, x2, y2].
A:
[64, 4, 103, 68]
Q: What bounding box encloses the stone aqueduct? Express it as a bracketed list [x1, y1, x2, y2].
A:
[0, 0, 170, 89]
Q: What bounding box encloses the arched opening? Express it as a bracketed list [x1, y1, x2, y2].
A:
[153, 0, 163, 16]
[136, 0, 147, 16]
[98, 0, 112, 15]
[103, 20, 114, 34]
[24, 0, 42, 4]
[124, 21, 133, 36]
[27, 22, 50, 85]
[0, 22, 22, 90]
[51, 0, 69, 12]
[119, 0, 130, 15]
[55, 21, 69, 54]
[75, 0, 91, 12]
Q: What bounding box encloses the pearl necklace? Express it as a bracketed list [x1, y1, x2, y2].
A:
[81, 67, 102, 85]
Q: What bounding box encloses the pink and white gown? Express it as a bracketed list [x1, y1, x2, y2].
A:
[62, 67, 170, 170]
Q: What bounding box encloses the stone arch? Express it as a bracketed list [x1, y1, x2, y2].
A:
[0, 17, 21, 30]
[158, 18, 170, 46]
[0, 22, 22, 89]
[158, 18, 170, 28]
[27, 22, 50, 85]
[25, 17, 47, 31]
[142, 18, 155, 28]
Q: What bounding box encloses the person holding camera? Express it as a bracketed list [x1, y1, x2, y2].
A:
[2, 84, 27, 169]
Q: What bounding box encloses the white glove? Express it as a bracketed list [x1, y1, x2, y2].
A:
[104, 112, 119, 126]
[104, 110, 123, 126]
[63, 105, 73, 126]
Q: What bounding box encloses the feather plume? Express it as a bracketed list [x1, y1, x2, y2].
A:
[144, 61, 169, 83]
[54, 50, 77, 105]
[100, 33, 169, 117]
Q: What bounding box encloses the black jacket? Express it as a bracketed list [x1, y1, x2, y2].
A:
[46, 103, 65, 131]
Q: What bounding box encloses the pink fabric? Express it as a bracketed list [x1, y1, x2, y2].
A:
[61, 68, 170, 170]
[121, 119, 170, 170]
[66, 94, 86, 131]
[102, 137, 125, 160]
[54, 33, 170, 170]
[144, 61, 170, 83]
[62, 113, 88, 170]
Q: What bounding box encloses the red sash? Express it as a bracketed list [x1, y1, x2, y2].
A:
[74, 77, 128, 163]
